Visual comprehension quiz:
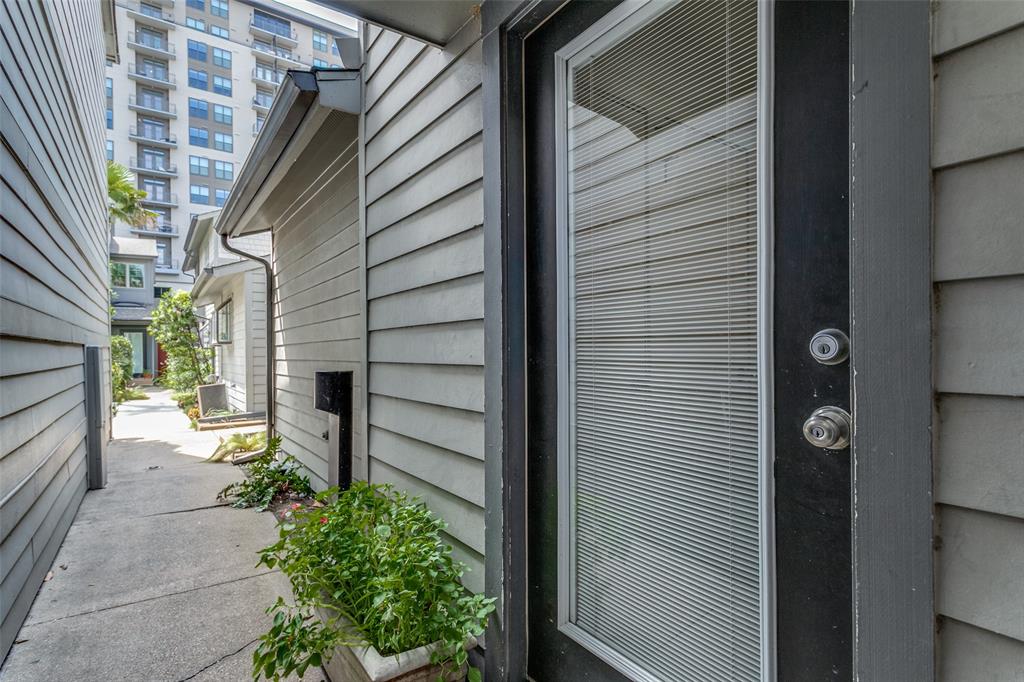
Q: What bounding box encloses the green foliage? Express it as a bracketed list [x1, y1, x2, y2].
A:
[149, 290, 213, 392]
[172, 389, 197, 409]
[207, 431, 267, 463]
[218, 437, 313, 512]
[252, 481, 495, 682]
[111, 335, 135, 404]
[107, 161, 156, 227]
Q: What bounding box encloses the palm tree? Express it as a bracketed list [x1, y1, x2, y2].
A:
[107, 161, 156, 227]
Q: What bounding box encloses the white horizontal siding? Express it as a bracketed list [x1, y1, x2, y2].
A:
[363, 18, 486, 592]
[0, 0, 109, 658]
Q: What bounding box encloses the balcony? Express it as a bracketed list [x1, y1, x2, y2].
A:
[128, 126, 177, 148]
[140, 191, 178, 208]
[274, 50, 304, 68]
[130, 156, 178, 177]
[127, 32, 176, 59]
[128, 95, 177, 119]
[126, 2, 176, 30]
[127, 63, 177, 89]
[251, 95, 272, 114]
[248, 14, 297, 47]
[131, 222, 180, 237]
[155, 258, 181, 274]
[251, 67, 282, 88]
[252, 121, 264, 136]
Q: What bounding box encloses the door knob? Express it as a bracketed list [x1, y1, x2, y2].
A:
[802, 406, 852, 450]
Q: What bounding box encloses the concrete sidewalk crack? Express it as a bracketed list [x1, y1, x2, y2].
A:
[22, 571, 279, 628]
[142, 502, 231, 517]
[175, 636, 259, 682]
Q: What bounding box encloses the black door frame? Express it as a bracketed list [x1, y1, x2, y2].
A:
[480, 2, 933, 680]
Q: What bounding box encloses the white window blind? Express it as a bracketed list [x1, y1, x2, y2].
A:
[558, 1, 765, 680]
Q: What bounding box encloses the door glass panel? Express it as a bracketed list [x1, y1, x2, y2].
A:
[559, 1, 764, 680]
[125, 332, 144, 375]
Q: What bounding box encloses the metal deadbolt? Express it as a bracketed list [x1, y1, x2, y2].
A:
[802, 406, 852, 450]
[809, 328, 850, 365]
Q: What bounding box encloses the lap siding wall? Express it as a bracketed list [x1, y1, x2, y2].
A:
[362, 19, 487, 592]
[0, 0, 110, 660]
[931, 3, 1024, 678]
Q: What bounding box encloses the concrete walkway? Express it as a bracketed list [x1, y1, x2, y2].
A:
[0, 388, 320, 681]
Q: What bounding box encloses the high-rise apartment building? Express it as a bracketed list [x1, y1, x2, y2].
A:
[105, 0, 356, 291]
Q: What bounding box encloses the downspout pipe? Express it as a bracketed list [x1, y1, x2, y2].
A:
[220, 232, 275, 440]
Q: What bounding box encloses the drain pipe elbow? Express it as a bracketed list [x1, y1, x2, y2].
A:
[220, 232, 275, 440]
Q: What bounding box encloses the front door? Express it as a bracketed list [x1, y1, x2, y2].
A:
[524, 1, 851, 680]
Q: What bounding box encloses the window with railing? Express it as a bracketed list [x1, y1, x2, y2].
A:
[140, 119, 168, 140]
[142, 178, 170, 201]
[213, 103, 232, 124]
[313, 30, 328, 52]
[139, 58, 169, 80]
[155, 238, 172, 268]
[190, 184, 210, 204]
[136, 90, 170, 112]
[136, 28, 167, 50]
[215, 160, 233, 180]
[252, 39, 273, 55]
[253, 63, 281, 84]
[190, 155, 209, 176]
[140, 149, 168, 170]
[254, 90, 274, 108]
[189, 68, 208, 90]
[252, 10, 291, 38]
[212, 47, 231, 68]
[213, 75, 232, 96]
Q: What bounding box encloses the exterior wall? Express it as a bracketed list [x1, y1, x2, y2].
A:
[106, 0, 358, 292]
[931, 4, 1024, 679]
[211, 269, 267, 413]
[0, 0, 111, 660]
[110, 255, 157, 306]
[272, 111, 364, 489]
[361, 20, 486, 592]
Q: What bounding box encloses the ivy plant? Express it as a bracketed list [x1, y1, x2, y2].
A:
[218, 438, 314, 512]
[252, 481, 494, 682]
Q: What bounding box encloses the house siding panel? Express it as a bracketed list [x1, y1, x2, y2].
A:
[272, 112, 364, 489]
[363, 18, 486, 593]
[932, 4, 1024, 677]
[0, 0, 110, 659]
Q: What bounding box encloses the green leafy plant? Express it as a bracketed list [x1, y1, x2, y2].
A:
[172, 389, 197, 410]
[107, 161, 157, 227]
[252, 481, 494, 682]
[149, 290, 213, 393]
[218, 437, 313, 511]
[207, 431, 267, 463]
[110, 335, 134, 405]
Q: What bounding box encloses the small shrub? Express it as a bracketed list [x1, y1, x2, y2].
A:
[122, 387, 149, 401]
[252, 481, 494, 682]
[111, 335, 134, 404]
[207, 431, 267, 463]
[218, 437, 313, 512]
[172, 389, 197, 409]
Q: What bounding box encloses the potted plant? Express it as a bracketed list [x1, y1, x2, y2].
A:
[253, 482, 494, 682]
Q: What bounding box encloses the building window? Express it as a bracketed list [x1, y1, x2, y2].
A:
[188, 97, 208, 118]
[106, 108, 113, 129]
[331, 40, 340, 56]
[313, 30, 328, 52]
[213, 103, 232, 124]
[216, 300, 232, 342]
[214, 188, 230, 207]
[106, 140, 114, 161]
[213, 132, 233, 152]
[188, 68, 208, 90]
[214, 160, 233, 180]
[210, 0, 228, 18]
[254, 115, 266, 133]
[189, 126, 209, 146]
[154, 286, 171, 299]
[187, 39, 207, 61]
[186, 16, 206, 31]
[313, 58, 327, 68]
[212, 47, 231, 68]
[155, 238, 172, 268]
[186, 0, 203, 9]
[212, 74, 232, 96]
[105, 77, 113, 98]
[210, 24, 229, 38]
[189, 155, 209, 176]
[110, 262, 145, 289]
[190, 184, 210, 204]
[252, 10, 291, 38]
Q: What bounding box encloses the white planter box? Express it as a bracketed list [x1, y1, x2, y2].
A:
[316, 608, 476, 682]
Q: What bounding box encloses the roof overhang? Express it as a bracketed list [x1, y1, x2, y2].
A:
[183, 210, 221, 272]
[192, 260, 257, 305]
[102, 0, 119, 63]
[215, 69, 361, 238]
[310, 0, 477, 47]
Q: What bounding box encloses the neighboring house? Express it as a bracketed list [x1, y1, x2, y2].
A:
[104, 0, 357, 294]
[0, 0, 117, 660]
[110, 236, 159, 378]
[183, 211, 269, 413]
[212, 1, 1022, 680]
